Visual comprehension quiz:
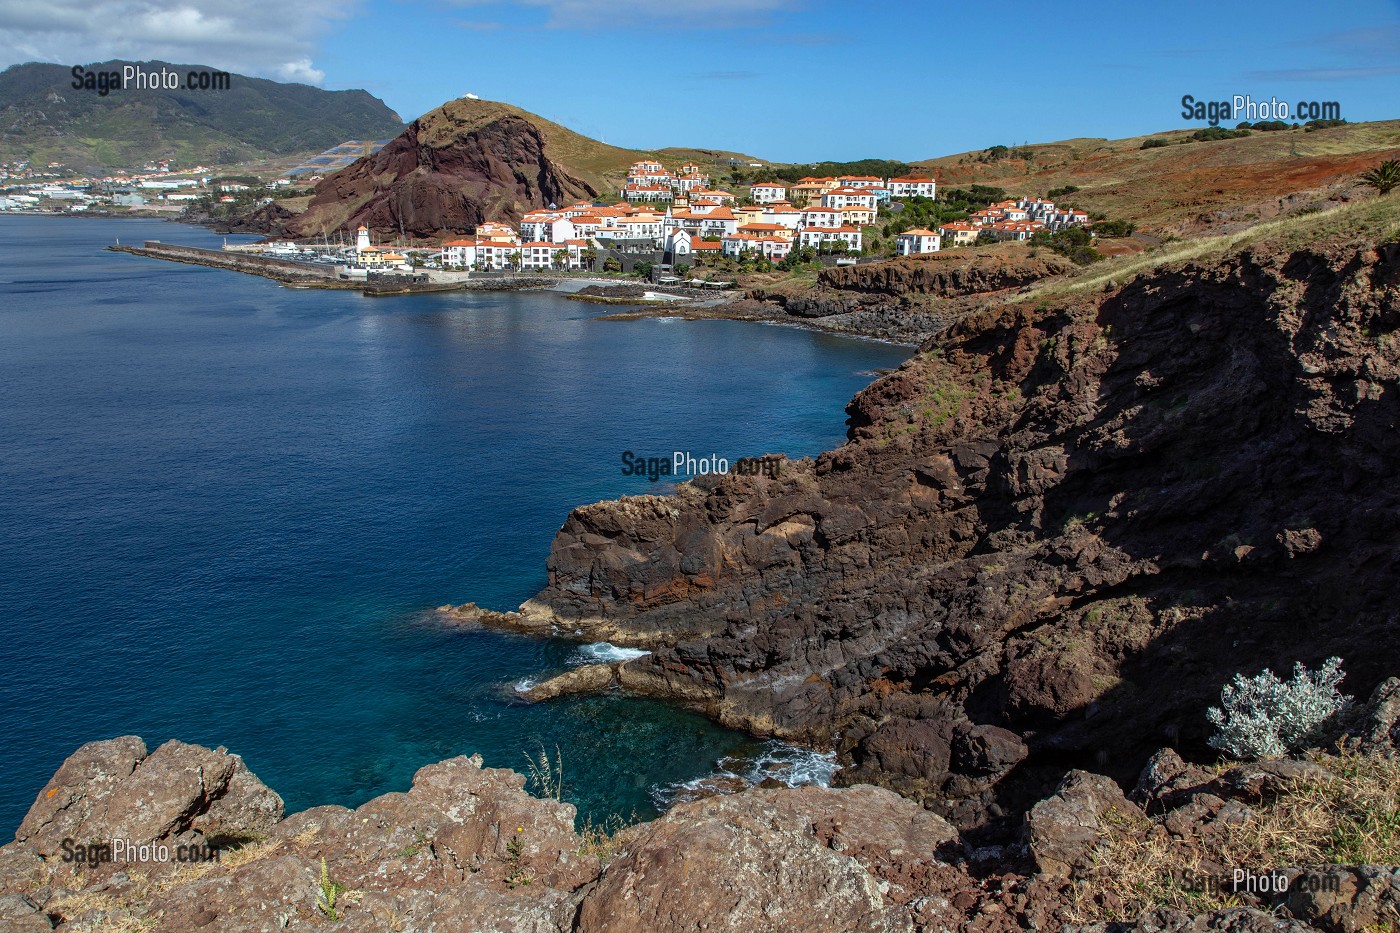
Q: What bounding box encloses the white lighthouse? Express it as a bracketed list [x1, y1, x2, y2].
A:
[355, 224, 371, 254]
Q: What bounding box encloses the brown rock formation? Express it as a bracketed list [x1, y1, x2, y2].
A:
[4, 704, 1396, 930]
[815, 252, 1075, 296]
[526, 232, 1400, 828]
[285, 99, 614, 239]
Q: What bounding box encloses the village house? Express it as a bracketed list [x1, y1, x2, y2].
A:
[895, 228, 942, 255]
[798, 225, 862, 252]
[789, 177, 838, 204]
[937, 221, 980, 247]
[887, 175, 937, 199]
[749, 182, 788, 204]
[837, 175, 884, 189]
[820, 186, 878, 211]
[691, 188, 736, 205]
[721, 233, 793, 261]
[675, 173, 709, 193]
[841, 206, 876, 227]
[439, 237, 482, 267]
[988, 220, 1044, 241]
[800, 206, 843, 229]
[623, 183, 675, 203]
[761, 204, 804, 229]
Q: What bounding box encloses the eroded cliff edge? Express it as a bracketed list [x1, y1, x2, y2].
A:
[505, 230, 1400, 829]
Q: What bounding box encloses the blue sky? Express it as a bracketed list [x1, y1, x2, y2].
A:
[2, 0, 1398, 161]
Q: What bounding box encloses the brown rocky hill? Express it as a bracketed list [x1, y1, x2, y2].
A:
[281, 99, 638, 238]
[914, 119, 1400, 235]
[461, 196, 1400, 833]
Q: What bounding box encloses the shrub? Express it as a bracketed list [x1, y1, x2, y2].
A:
[1360, 159, 1400, 196]
[1140, 138, 1170, 149]
[1192, 127, 1251, 142]
[1206, 657, 1353, 760]
[1093, 219, 1137, 237]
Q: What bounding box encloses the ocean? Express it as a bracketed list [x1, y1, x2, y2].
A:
[0, 215, 910, 831]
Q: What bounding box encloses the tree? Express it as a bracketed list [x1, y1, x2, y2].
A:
[581, 247, 598, 270]
[603, 257, 622, 273]
[1360, 159, 1400, 195]
[552, 249, 568, 271]
[508, 250, 523, 272]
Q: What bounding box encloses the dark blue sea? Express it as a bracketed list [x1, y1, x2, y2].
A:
[0, 215, 909, 833]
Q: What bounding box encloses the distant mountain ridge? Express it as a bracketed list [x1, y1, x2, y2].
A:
[0, 61, 405, 173]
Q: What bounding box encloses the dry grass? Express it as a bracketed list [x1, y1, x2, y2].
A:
[916, 120, 1400, 227]
[1067, 746, 1400, 924]
[578, 811, 639, 863]
[1032, 193, 1400, 299]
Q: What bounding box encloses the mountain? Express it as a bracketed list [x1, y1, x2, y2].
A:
[281, 98, 630, 238]
[0, 61, 405, 173]
[277, 97, 772, 238]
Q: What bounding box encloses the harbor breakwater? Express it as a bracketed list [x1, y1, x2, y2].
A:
[107, 241, 556, 295]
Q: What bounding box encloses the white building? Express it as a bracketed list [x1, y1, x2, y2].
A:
[895, 228, 941, 255]
[623, 183, 674, 203]
[938, 222, 979, 247]
[798, 225, 862, 251]
[749, 182, 788, 204]
[887, 175, 937, 199]
[820, 187, 878, 211]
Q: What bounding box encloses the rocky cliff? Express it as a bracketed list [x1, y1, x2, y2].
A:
[496, 226, 1400, 831]
[283, 99, 621, 238]
[815, 253, 1075, 296]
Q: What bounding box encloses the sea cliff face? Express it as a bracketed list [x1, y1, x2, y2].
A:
[524, 234, 1400, 828]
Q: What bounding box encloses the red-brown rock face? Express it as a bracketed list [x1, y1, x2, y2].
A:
[286, 104, 598, 238]
[532, 236, 1400, 827]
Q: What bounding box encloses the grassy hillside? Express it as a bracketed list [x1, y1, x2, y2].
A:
[414, 100, 770, 195]
[0, 61, 405, 173]
[915, 120, 1400, 233]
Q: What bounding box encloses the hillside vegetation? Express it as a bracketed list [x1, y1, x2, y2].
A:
[914, 120, 1400, 233]
[0, 61, 405, 172]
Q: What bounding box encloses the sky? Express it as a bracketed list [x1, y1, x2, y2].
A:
[1, 0, 1398, 162]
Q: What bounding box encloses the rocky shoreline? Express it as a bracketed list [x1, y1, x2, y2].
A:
[9, 213, 1398, 931]
[451, 227, 1400, 841]
[2, 678, 1394, 931]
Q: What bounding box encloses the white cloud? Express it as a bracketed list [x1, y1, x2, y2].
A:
[276, 58, 326, 85]
[0, 0, 351, 83]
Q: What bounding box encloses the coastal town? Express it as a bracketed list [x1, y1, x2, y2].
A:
[4, 149, 1100, 283]
[0, 157, 309, 213]
[427, 160, 1095, 273]
[233, 161, 1101, 282]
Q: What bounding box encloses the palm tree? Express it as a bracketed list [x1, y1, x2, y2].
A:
[1360, 159, 1400, 195]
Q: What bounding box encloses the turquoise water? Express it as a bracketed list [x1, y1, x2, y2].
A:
[0, 215, 910, 832]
